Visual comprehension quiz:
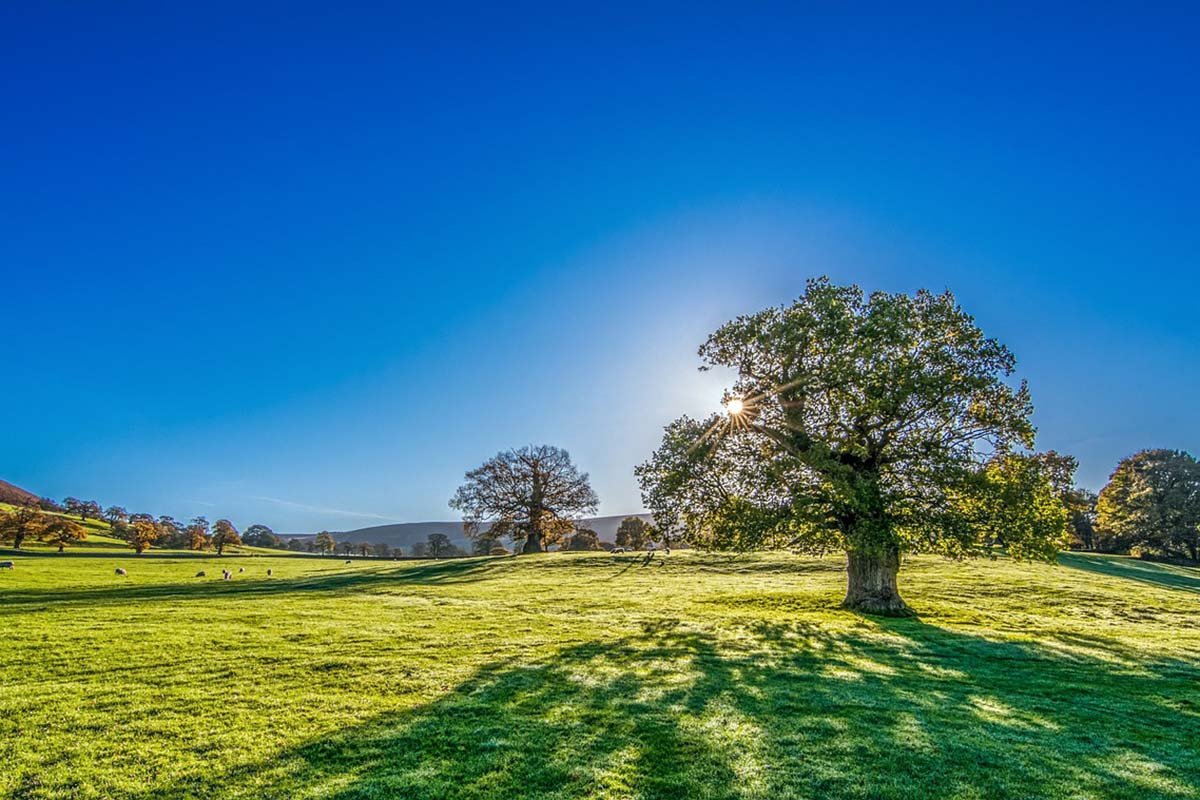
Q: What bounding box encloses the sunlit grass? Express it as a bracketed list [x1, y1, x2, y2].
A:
[2, 550, 1198, 799]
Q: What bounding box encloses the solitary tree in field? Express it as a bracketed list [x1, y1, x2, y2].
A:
[314, 531, 336, 555]
[427, 533, 453, 558]
[66, 499, 101, 521]
[451, 445, 599, 554]
[1097, 449, 1200, 560]
[41, 517, 87, 552]
[243, 524, 280, 548]
[103, 506, 129, 526]
[128, 518, 160, 554]
[0, 506, 47, 549]
[211, 519, 241, 555]
[637, 278, 1068, 615]
[615, 517, 654, 551]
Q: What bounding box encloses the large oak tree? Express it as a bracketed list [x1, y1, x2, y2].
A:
[451, 445, 598, 553]
[637, 278, 1068, 615]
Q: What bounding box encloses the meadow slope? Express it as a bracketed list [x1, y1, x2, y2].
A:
[2, 551, 1198, 800]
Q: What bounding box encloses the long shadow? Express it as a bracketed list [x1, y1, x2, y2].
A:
[117, 617, 1199, 800]
[1059, 552, 1200, 594]
[0, 557, 504, 609]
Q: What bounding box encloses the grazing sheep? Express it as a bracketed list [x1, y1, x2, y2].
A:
[195, 570, 206, 578]
[222, 569, 231, 580]
[611, 547, 625, 554]
[345, 559, 352, 564]
[266, 568, 273, 577]
[0, 561, 14, 569]
[238, 567, 244, 573]
[115, 568, 127, 576]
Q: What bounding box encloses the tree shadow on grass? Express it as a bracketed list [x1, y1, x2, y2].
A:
[1059, 552, 1200, 595]
[122, 616, 1199, 800]
[0, 558, 505, 610]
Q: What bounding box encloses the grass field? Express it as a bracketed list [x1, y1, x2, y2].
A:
[3, 550, 1199, 800]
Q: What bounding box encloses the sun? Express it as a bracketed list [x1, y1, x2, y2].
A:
[725, 397, 745, 416]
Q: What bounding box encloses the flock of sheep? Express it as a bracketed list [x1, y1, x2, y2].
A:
[108, 566, 275, 579]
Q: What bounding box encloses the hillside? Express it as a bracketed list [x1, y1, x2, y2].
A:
[0, 478, 40, 506]
[2, 550, 1198, 799]
[322, 513, 656, 549]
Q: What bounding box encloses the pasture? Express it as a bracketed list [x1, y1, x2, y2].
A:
[2, 551, 1198, 799]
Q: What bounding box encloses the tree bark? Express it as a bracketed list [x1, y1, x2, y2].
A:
[841, 546, 914, 616]
[522, 532, 544, 554]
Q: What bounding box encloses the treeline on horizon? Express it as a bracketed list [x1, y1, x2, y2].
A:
[3, 447, 1195, 565]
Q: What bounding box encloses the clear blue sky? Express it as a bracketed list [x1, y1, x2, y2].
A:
[2, 3, 1197, 533]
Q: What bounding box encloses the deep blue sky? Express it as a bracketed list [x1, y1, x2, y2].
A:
[2, 4, 1197, 532]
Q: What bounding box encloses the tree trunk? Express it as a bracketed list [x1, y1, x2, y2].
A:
[841, 547, 914, 616]
[522, 533, 544, 554]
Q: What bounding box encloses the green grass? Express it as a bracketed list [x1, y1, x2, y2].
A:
[2, 551, 1198, 800]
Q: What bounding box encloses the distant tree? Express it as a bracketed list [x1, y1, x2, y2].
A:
[615, 517, 653, 551]
[566, 528, 602, 551]
[1097, 449, 1200, 560]
[103, 506, 129, 526]
[337, 540, 355, 556]
[79, 500, 102, 521]
[451, 444, 599, 554]
[427, 533, 453, 558]
[286, 537, 306, 552]
[411, 541, 429, 558]
[471, 531, 503, 556]
[62, 498, 82, 518]
[357, 542, 373, 557]
[637, 279, 1061, 615]
[0, 506, 47, 549]
[156, 516, 184, 548]
[598, 541, 615, 551]
[211, 519, 241, 555]
[186, 517, 210, 551]
[314, 531, 336, 555]
[41, 517, 87, 552]
[128, 518, 160, 554]
[129, 512, 155, 525]
[243, 524, 281, 548]
[374, 542, 392, 558]
[38, 497, 63, 512]
[1065, 488, 1098, 550]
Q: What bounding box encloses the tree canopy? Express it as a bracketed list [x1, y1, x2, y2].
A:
[637, 278, 1068, 615]
[1097, 449, 1200, 560]
[451, 445, 598, 553]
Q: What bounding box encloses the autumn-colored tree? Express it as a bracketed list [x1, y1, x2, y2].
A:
[211, 519, 241, 555]
[41, 517, 87, 552]
[0, 505, 48, 549]
[638, 278, 1063, 615]
[614, 517, 654, 551]
[314, 531, 336, 555]
[451, 445, 599, 554]
[357, 542, 373, 557]
[128, 518, 160, 554]
[186, 517, 210, 550]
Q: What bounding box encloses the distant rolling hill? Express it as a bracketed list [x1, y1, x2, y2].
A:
[301, 514, 656, 550]
[0, 479, 40, 506]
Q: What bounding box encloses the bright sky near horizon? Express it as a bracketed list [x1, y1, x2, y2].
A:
[2, 4, 1197, 533]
